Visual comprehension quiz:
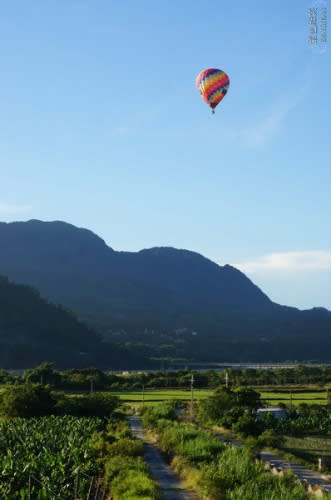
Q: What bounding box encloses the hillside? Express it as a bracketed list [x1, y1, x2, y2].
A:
[0, 275, 146, 369]
[0, 219, 331, 363]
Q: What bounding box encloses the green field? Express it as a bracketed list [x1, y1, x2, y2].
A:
[111, 389, 212, 404]
[1, 385, 328, 406]
[107, 388, 328, 406]
[260, 391, 327, 406]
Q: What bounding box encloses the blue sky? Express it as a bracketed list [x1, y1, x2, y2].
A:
[0, 0, 330, 309]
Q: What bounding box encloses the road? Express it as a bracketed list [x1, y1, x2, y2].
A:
[128, 416, 199, 500]
[214, 430, 331, 494]
[259, 450, 331, 493]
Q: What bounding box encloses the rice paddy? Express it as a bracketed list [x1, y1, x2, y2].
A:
[259, 391, 328, 406]
[105, 388, 329, 406]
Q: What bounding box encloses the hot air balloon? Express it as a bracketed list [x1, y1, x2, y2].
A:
[195, 68, 230, 113]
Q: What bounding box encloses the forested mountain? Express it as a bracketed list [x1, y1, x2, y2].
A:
[0, 219, 331, 364]
[0, 276, 146, 369]
[0, 220, 273, 329]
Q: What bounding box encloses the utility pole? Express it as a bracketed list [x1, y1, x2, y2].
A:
[74, 469, 80, 499]
[225, 370, 229, 390]
[190, 374, 194, 422]
[290, 389, 293, 410]
[28, 475, 31, 500]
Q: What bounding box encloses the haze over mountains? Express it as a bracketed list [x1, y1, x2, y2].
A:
[0, 219, 331, 365]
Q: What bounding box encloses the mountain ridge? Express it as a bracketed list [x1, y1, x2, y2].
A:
[0, 219, 331, 363]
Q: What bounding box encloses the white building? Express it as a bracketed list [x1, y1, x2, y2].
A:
[256, 407, 288, 420]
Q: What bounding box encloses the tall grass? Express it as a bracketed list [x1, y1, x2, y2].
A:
[158, 422, 224, 464]
[105, 456, 161, 500]
[227, 472, 310, 500]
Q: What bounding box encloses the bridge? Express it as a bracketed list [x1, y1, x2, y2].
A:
[167, 361, 328, 371]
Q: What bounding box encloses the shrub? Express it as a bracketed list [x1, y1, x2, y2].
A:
[232, 413, 262, 437]
[107, 437, 144, 457]
[220, 407, 245, 428]
[141, 402, 177, 429]
[245, 436, 260, 456]
[106, 419, 131, 439]
[105, 456, 161, 500]
[111, 467, 161, 499]
[0, 384, 57, 417]
[152, 421, 224, 465]
[56, 393, 119, 417]
[258, 429, 285, 448]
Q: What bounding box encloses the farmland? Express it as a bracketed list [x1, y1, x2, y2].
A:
[110, 389, 211, 404]
[2, 365, 331, 498]
[260, 390, 328, 406]
[100, 388, 329, 407]
[0, 416, 103, 498]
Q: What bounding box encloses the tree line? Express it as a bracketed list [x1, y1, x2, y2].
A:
[2, 362, 331, 391]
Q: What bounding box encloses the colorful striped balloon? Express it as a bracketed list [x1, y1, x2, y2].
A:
[195, 68, 230, 113]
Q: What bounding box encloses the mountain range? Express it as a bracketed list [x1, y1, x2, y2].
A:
[0, 219, 331, 365]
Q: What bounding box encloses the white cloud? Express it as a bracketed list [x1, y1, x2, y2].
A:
[0, 202, 32, 216]
[234, 251, 331, 273]
[238, 84, 308, 147]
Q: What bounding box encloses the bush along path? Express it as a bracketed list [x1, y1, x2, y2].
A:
[129, 415, 199, 500]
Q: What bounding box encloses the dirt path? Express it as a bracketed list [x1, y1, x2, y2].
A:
[128, 416, 199, 500]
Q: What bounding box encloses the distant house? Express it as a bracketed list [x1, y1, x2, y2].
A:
[256, 407, 288, 420]
[174, 327, 189, 335]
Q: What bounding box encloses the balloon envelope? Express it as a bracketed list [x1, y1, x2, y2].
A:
[195, 68, 230, 111]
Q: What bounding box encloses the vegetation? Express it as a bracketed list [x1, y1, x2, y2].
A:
[0, 415, 103, 498]
[6, 362, 331, 394]
[0, 383, 119, 418]
[2, 365, 331, 497]
[0, 384, 57, 417]
[103, 421, 161, 499]
[198, 384, 331, 476]
[198, 387, 261, 430]
[0, 395, 160, 499]
[141, 404, 310, 499]
[0, 276, 153, 369]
